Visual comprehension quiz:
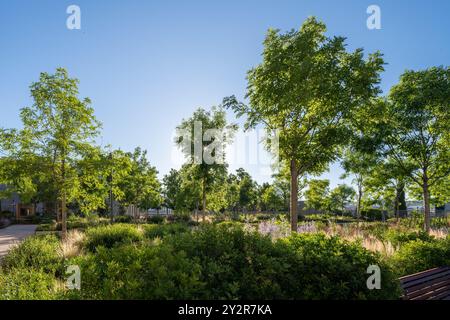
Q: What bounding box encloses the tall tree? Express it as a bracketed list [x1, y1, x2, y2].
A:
[119, 147, 162, 211]
[175, 107, 237, 218]
[3, 69, 101, 238]
[341, 149, 378, 218]
[225, 17, 385, 231]
[381, 67, 450, 232]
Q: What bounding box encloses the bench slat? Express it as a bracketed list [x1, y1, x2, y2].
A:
[400, 266, 450, 300]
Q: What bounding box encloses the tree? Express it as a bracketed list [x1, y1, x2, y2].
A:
[381, 67, 450, 232]
[304, 179, 330, 213]
[328, 184, 356, 215]
[162, 169, 181, 210]
[364, 159, 411, 219]
[225, 17, 385, 231]
[2, 68, 101, 238]
[175, 107, 237, 219]
[119, 147, 162, 211]
[260, 184, 285, 213]
[341, 149, 378, 218]
[75, 146, 132, 216]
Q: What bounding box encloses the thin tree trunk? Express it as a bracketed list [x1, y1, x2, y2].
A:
[61, 157, 67, 239]
[290, 159, 298, 232]
[357, 185, 362, 220]
[202, 178, 206, 222]
[423, 174, 431, 234]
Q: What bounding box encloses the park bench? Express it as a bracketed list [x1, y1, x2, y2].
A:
[399, 266, 450, 300]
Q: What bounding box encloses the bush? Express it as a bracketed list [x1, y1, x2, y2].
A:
[146, 215, 165, 224]
[66, 244, 203, 300]
[167, 224, 400, 299]
[143, 223, 190, 240]
[384, 230, 434, 247]
[166, 223, 291, 299]
[1, 235, 63, 275]
[390, 238, 450, 276]
[167, 213, 191, 223]
[114, 215, 133, 223]
[84, 224, 143, 252]
[0, 268, 58, 300]
[282, 233, 401, 299]
[361, 209, 385, 221]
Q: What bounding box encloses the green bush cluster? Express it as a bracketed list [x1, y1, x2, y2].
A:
[383, 229, 434, 248]
[66, 244, 203, 300]
[165, 224, 400, 299]
[1, 235, 64, 275]
[84, 224, 143, 252]
[390, 238, 450, 276]
[0, 235, 63, 300]
[143, 223, 189, 239]
[114, 215, 133, 223]
[146, 215, 165, 224]
[0, 268, 58, 300]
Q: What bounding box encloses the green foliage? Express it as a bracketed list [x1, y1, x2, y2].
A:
[175, 107, 237, 214]
[390, 238, 450, 276]
[146, 215, 165, 224]
[84, 224, 143, 252]
[67, 244, 204, 300]
[114, 215, 133, 223]
[143, 223, 190, 239]
[1, 235, 63, 275]
[361, 208, 385, 221]
[225, 16, 385, 229]
[282, 233, 401, 299]
[0, 268, 58, 300]
[305, 179, 330, 212]
[383, 229, 434, 248]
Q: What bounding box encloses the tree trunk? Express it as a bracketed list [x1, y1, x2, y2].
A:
[423, 175, 431, 234]
[357, 184, 362, 220]
[61, 157, 67, 240]
[202, 178, 206, 222]
[290, 159, 298, 232]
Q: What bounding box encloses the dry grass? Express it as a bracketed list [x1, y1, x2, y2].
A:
[58, 230, 85, 259]
[429, 228, 449, 239]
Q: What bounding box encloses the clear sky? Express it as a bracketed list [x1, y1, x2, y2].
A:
[1, 0, 449, 190]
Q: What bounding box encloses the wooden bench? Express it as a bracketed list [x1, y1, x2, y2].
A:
[399, 266, 450, 300]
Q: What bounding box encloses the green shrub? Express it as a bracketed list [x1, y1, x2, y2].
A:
[361, 209, 385, 221]
[84, 224, 143, 252]
[166, 223, 290, 299]
[384, 230, 434, 247]
[66, 244, 203, 300]
[282, 233, 401, 299]
[146, 215, 165, 224]
[1, 235, 63, 275]
[114, 215, 133, 223]
[256, 214, 274, 221]
[167, 213, 191, 223]
[35, 222, 58, 232]
[390, 238, 450, 276]
[143, 223, 190, 239]
[167, 224, 400, 299]
[0, 268, 58, 300]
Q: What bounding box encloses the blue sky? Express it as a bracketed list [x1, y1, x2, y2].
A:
[0, 0, 449, 190]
